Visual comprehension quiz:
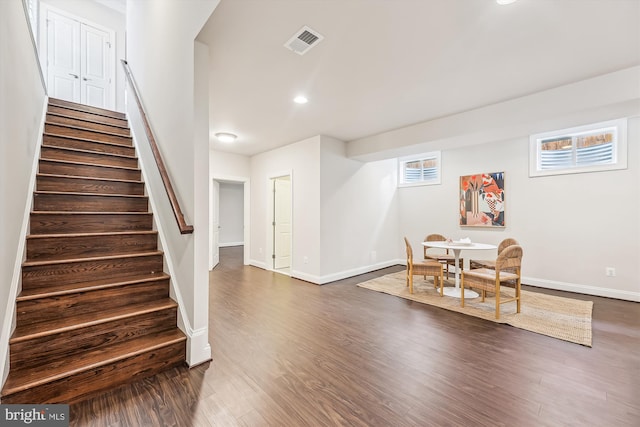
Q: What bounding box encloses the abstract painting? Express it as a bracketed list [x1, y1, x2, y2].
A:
[460, 172, 505, 227]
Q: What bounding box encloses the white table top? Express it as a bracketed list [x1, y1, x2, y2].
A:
[422, 241, 496, 251]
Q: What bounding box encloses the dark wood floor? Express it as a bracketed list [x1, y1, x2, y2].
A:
[70, 246, 640, 426]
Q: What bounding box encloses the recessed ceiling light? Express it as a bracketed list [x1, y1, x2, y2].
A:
[215, 132, 237, 143]
[496, 0, 517, 4]
[293, 95, 308, 104]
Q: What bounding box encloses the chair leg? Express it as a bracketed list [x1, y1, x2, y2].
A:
[495, 281, 500, 319]
[460, 275, 465, 307]
[409, 275, 414, 294]
[439, 272, 444, 297]
[516, 278, 521, 313]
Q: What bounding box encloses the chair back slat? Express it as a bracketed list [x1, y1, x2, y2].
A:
[404, 237, 414, 266]
[498, 238, 519, 254]
[496, 245, 523, 272]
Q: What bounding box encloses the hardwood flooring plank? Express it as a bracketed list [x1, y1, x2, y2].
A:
[67, 246, 640, 426]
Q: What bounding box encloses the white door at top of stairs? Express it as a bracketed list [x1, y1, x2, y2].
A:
[44, 6, 114, 109]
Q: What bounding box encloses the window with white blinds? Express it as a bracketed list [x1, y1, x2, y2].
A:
[398, 151, 441, 187]
[530, 119, 627, 177]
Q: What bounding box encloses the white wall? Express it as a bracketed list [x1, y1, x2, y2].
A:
[399, 119, 639, 301]
[219, 182, 244, 246]
[40, 0, 126, 112]
[319, 136, 400, 282]
[209, 149, 251, 264]
[126, 0, 218, 366]
[250, 136, 322, 278]
[221, 68, 639, 299]
[390, 67, 640, 302]
[249, 135, 401, 284]
[0, 0, 47, 386]
[210, 150, 251, 178]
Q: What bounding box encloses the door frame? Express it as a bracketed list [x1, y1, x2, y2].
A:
[210, 175, 250, 269]
[39, 3, 116, 109]
[266, 171, 293, 275]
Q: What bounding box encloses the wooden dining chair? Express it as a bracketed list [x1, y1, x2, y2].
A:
[461, 245, 523, 319]
[469, 237, 518, 270]
[405, 237, 444, 295]
[423, 233, 462, 278]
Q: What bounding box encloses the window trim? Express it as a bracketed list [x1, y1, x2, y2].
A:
[529, 118, 628, 177]
[398, 151, 441, 188]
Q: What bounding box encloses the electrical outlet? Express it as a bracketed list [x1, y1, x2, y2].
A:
[303, 256, 309, 264]
[606, 267, 616, 277]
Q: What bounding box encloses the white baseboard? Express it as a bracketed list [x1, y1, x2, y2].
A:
[246, 260, 638, 302]
[185, 327, 212, 367]
[522, 276, 640, 302]
[292, 259, 405, 285]
[0, 97, 47, 387]
[219, 241, 244, 248]
[249, 259, 268, 270]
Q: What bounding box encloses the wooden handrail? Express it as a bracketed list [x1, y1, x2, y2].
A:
[121, 60, 194, 234]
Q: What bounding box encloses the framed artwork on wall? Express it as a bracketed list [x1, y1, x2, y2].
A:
[460, 172, 505, 227]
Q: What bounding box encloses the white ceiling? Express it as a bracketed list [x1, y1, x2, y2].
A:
[198, 0, 640, 157]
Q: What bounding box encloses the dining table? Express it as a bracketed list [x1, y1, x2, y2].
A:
[421, 240, 497, 298]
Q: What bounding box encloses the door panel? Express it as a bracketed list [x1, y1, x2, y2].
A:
[274, 177, 291, 270]
[47, 10, 80, 102]
[81, 24, 110, 108]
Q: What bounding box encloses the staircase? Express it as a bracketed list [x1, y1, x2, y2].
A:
[0, 98, 186, 404]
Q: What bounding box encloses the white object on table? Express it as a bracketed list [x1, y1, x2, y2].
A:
[421, 241, 496, 298]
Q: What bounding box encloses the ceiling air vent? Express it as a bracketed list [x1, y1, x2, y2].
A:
[284, 26, 324, 55]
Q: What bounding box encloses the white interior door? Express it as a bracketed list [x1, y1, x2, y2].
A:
[81, 24, 111, 108]
[46, 9, 81, 102]
[44, 6, 113, 109]
[211, 180, 220, 269]
[273, 176, 291, 270]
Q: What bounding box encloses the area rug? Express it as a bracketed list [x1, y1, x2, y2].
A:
[357, 271, 593, 346]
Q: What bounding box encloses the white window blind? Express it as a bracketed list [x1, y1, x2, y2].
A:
[399, 152, 441, 187]
[530, 119, 627, 177]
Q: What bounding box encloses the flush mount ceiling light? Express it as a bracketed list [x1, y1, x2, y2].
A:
[496, 0, 517, 4]
[293, 95, 308, 104]
[215, 132, 237, 143]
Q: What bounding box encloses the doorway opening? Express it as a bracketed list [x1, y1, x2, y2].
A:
[210, 177, 250, 270]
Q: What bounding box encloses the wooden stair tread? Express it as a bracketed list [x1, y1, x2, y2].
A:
[11, 298, 178, 343]
[2, 328, 185, 397]
[31, 210, 151, 215]
[17, 272, 170, 301]
[22, 250, 163, 267]
[41, 145, 137, 160]
[34, 190, 147, 198]
[39, 158, 140, 172]
[37, 173, 143, 185]
[43, 132, 133, 149]
[47, 111, 129, 130]
[45, 121, 132, 140]
[48, 98, 127, 120]
[27, 230, 157, 240]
